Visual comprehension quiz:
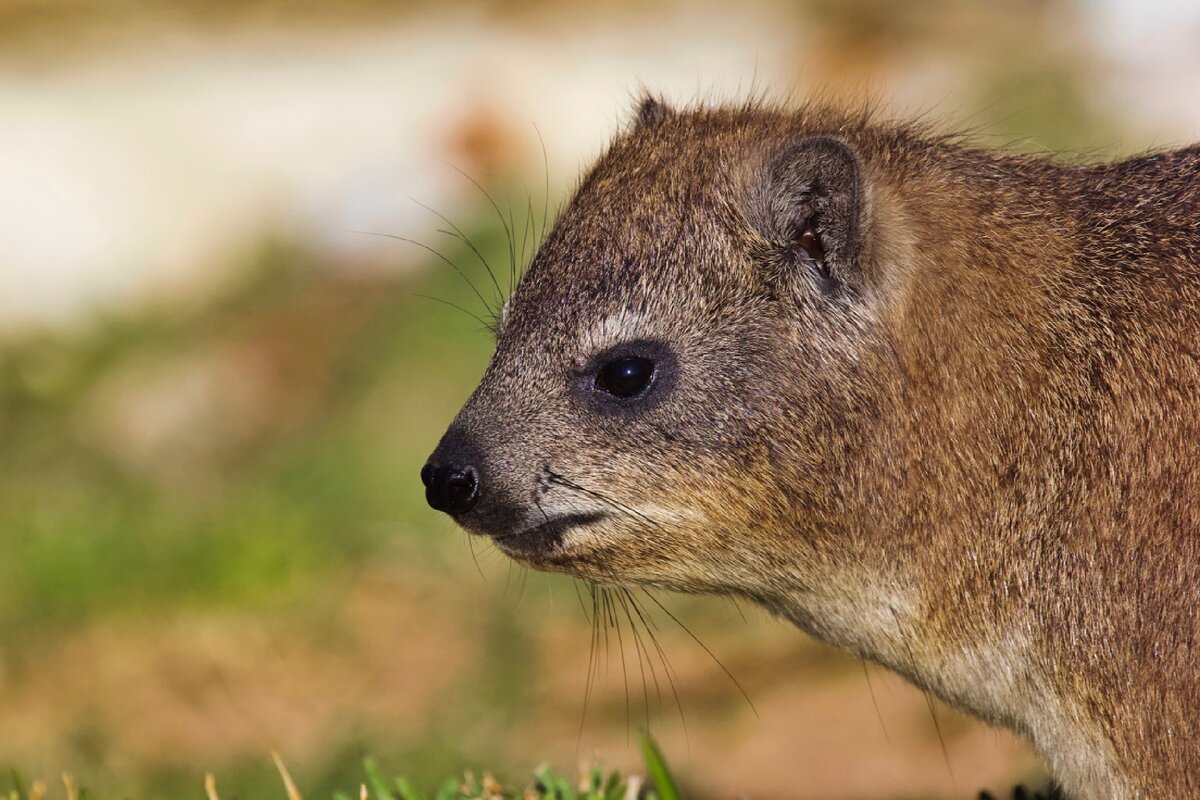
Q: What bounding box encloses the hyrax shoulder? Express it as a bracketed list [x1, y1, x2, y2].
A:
[423, 99, 1200, 800]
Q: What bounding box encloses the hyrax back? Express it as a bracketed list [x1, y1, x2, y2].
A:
[422, 100, 1200, 799]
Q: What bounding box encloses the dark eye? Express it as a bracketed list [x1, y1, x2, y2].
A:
[594, 356, 656, 398]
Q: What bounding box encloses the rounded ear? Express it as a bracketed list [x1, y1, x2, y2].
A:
[751, 136, 868, 295]
[633, 94, 674, 131]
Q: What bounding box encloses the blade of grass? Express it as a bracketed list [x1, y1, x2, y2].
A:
[9, 771, 25, 800]
[272, 751, 304, 800]
[637, 733, 681, 800]
[433, 776, 459, 800]
[393, 777, 423, 800]
[603, 770, 622, 800]
[362, 758, 392, 800]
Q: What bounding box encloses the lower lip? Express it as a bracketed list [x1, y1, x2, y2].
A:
[494, 512, 605, 553]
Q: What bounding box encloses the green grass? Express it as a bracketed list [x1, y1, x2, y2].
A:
[1, 734, 685, 800]
[0, 225, 502, 639]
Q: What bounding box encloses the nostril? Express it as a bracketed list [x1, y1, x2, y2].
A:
[444, 466, 479, 510]
[420, 463, 436, 489]
[425, 464, 481, 515]
[445, 468, 471, 490]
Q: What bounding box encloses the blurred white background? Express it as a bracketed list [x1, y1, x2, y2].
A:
[2, 0, 1196, 331]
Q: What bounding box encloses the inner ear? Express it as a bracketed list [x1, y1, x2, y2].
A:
[793, 214, 834, 289]
[755, 136, 865, 294]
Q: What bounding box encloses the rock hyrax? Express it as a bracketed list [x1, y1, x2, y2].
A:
[422, 99, 1200, 800]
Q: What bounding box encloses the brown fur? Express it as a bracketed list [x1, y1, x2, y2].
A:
[426, 100, 1200, 799]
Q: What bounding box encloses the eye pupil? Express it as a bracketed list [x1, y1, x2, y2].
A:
[595, 356, 655, 398]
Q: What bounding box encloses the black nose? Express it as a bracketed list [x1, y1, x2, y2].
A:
[421, 462, 480, 515]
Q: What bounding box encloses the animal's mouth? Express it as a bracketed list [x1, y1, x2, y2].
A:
[491, 512, 606, 555]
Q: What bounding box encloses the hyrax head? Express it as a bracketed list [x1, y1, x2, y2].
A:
[423, 101, 902, 599]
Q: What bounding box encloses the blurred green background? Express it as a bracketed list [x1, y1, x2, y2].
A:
[0, 0, 1196, 797]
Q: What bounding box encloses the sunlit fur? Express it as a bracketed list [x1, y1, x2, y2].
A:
[440, 100, 1200, 799]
